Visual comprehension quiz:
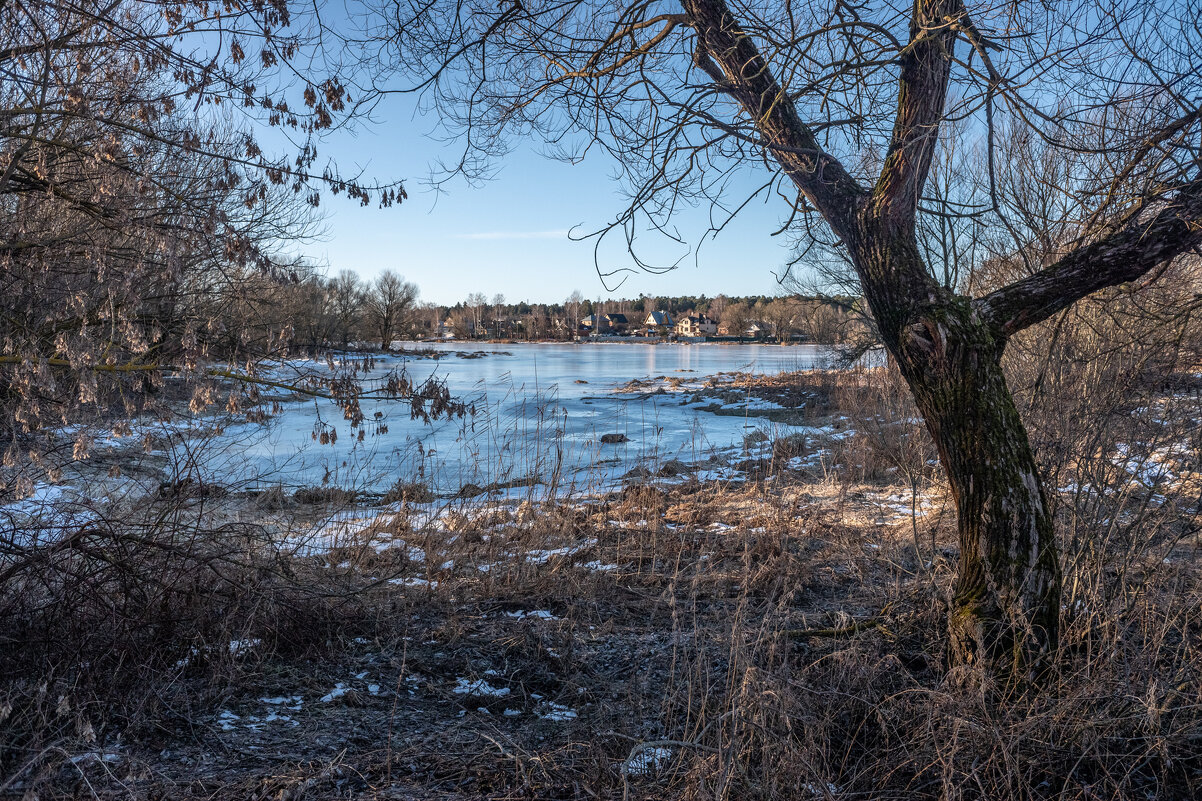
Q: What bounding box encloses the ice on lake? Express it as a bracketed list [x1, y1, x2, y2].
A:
[7, 342, 863, 512]
[212, 342, 848, 495]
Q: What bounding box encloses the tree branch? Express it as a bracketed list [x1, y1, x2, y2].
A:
[680, 0, 865, 240]
[869, 0, 960, 227]
[976, 177, 1202, 338]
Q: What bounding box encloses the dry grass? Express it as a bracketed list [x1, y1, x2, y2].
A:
[3, 358, 1202, 799]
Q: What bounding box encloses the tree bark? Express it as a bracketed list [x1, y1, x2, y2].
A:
[682, 0, 1063, 681]
[907, 323, 1062, 680]
[873, 275, 1061, 678]
[843, 220, 1063, 681]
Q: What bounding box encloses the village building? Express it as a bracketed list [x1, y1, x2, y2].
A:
[643, 310, 674, 334]
[676, 315, 718, 337]
[602, 312, 630, 333]
[579, 312, 630, 335]
[716, 320, 767, 338]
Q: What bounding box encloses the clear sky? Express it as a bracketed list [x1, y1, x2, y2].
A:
[296, 95, 804, 307]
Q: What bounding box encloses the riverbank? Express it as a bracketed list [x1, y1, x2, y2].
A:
[7, 464, 1200, 798]
[407, 336, 869, 348]
[5, 364, 1202, 798]
[1, 344, 859, 509]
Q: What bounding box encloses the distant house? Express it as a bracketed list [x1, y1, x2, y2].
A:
[676, 315, 718, 337]
[578, 313, 628, 335]
[745, 321, 768, 339]
[602, 312, 630, 333]
[644, 310, 674, 333]
[488, 315, 515, 337]
[716, 321, 766, 338]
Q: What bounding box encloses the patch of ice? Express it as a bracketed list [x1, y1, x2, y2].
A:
[387, 576, 437, 587]
[538, 702, 577, 721]
[526, 538, 597, 564]
[453, 678, 511, 697]
[720, 397, 785, 411]
[319, 683, 348, 703]
[260, 695, 303, 710]
[229, 638, 261, 655]
[624, 745, 673, 776]
[69, 750, 122, 765]
[174, 646, 201, 669]
[505, 610, 558, 620]
[695, 467, 742, 482]
[1, 485, 103, 547]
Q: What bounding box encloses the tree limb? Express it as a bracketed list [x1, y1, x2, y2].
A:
[680, 0, 865, 240]
[788, 616, 889, 640]
[869, 0, 960, 228]
[976, 177, 1202, 338]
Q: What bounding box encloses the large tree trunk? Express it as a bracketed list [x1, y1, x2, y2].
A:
[862, 248, 1063, 681]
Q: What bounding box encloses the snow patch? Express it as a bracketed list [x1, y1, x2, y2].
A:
[505, 610, 558, 620]
[537, 702, 577, 721]
[319, 683, 349, 703]
[453, 678, 511, 697]
[624, 745, 673, 776]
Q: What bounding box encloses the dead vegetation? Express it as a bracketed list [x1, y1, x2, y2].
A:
[3, 355, 1202, 799]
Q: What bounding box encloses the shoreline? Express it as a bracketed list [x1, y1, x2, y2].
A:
[409, 336, 853, 347]
[0, 363, 868, 515]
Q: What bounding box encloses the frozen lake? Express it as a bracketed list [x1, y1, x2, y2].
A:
[208, 341, 847, 496]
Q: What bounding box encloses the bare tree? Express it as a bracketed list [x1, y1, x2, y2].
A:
[377, 0, 1202, 680]
[720, 302, 752, 338]
[795, 299, 844, 345]
[448, 310, 474, 339]
[0, 1, 410, 496]
[465, 292, 488, 338]
[764, 298, 799, 342]
[710, 294, 729, 321]
[365, 271, 419, 350]
[491, 293, 506, 337]
[565, 290, 585, 335]
[331, 271, 365, 347]
[289, 274, 341, 352]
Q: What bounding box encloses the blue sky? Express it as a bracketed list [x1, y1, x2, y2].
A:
[297, 97, 803, 306]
